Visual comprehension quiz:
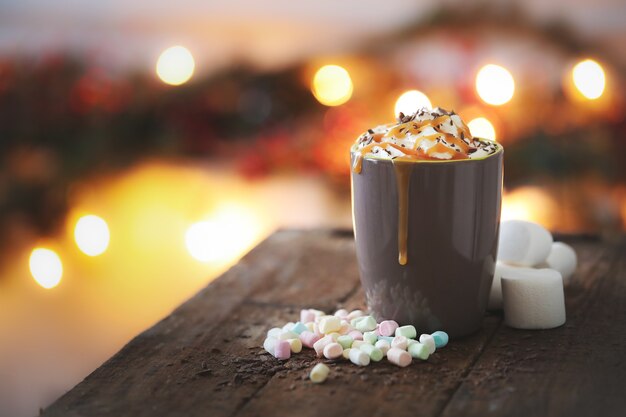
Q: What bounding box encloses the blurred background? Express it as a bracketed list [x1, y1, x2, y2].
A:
[0, 0, 625, 415]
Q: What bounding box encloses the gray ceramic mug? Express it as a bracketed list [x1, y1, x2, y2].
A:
[351, 144, 503, 338]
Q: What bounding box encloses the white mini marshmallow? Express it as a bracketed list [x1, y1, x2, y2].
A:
[488, 261, 536, 310]
[541, 242, 577, 285]
[418, 334, 436, 354]
[349, 347, 371, 366]
[501, 268, 566, 329]
[375, 340, 390, 356]
[499, 220, 553, 267]
[263, 337, 277, 355]
[267, 327, 282, 339]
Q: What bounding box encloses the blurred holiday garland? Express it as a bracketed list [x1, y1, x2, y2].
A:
[0, 3, 624, 251]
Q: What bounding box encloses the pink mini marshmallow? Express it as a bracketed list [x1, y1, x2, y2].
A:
[313, 335, 334, 357]
[323, 342, 343, 359]
[387, 347, 411, 367]
[348, 330, 363, 341]
[391, 335, 408, 350]
[299, 331, 320, 348]
[300, 309, 316, 324]
[273, 340, 291, 360]
[378, 320, 399, 337]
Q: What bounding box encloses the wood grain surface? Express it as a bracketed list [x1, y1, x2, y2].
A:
[42, 230, 626, 417]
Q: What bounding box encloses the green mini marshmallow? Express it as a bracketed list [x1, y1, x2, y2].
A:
[395, 325, 417, 339]
[337, 335, 354, 349]
[360, 344, 384, 362]
[363, 331, 378, 345]
[408, 342, 430, 360]
[354, 315, 377, 332]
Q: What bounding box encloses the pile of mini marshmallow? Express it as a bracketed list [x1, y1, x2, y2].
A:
[263, 309, 448, 383]
[489, 219, 577, 329]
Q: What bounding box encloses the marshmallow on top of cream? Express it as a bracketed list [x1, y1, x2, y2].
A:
[353, 107, 499, 161]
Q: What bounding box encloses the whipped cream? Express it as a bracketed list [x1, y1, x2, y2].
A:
[352, 107, 500, 162]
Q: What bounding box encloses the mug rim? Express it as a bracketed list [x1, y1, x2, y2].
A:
[350, 138, 503, 165]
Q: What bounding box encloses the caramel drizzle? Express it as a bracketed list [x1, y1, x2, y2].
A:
[355, 116, 475, 166]
[386, 118, 473, 155]
[393, 160, 413, 265]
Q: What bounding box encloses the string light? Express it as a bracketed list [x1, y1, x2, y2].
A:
[29, 248, 63, 289]
[311, 65, 353, 106]
[475, 64, 515, 106]
[468, 117, 496, 141]
[156, 46, 195, 86]
[74, 215, 110, 256]
[394, 90, 432, 117]
[572, 59, 605, 100]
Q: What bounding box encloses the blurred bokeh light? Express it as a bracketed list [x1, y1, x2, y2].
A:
[572, 59, 606, 100]
[312, 64, 354, 106]
[29, 248, 63, 289]
[185, 205, 260, 263]
[74, 215, 110, 257]
[475, 64, 515, 106]
[394, 90, 432, 117]
[468, 117, 497, 141]
[156, 46, 195, 86]
[502, 186, 558, 228]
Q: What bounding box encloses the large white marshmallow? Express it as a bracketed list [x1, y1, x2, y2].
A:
[541, 242, 577, 285]
[501, 268, 566, 329]
[488, 261, 536, 310]
[498, 220, 553, 267]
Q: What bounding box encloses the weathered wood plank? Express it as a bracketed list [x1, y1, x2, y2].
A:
[440, 238, 626, 417]
[43, 230, 360, 417]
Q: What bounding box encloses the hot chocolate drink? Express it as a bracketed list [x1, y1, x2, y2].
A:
[351, 107, 503, 338]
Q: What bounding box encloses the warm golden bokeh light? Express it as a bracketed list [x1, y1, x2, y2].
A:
[156, 46, 195, 86]
[475, 64, 515, 106]
[74, 215, 110, 256]
[29, 248, 63, 289]
[311, 65, 353, 106]
[185, 221, 216, 262]
[394, 90, 432, 117]
[502, 186, 558, 229]
[185, 204, 261, 264]
[572, 59, 606, 100]
[468, 117, 496, 141]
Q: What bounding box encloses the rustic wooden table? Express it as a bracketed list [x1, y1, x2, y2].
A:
[43, 230, 626, 417]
